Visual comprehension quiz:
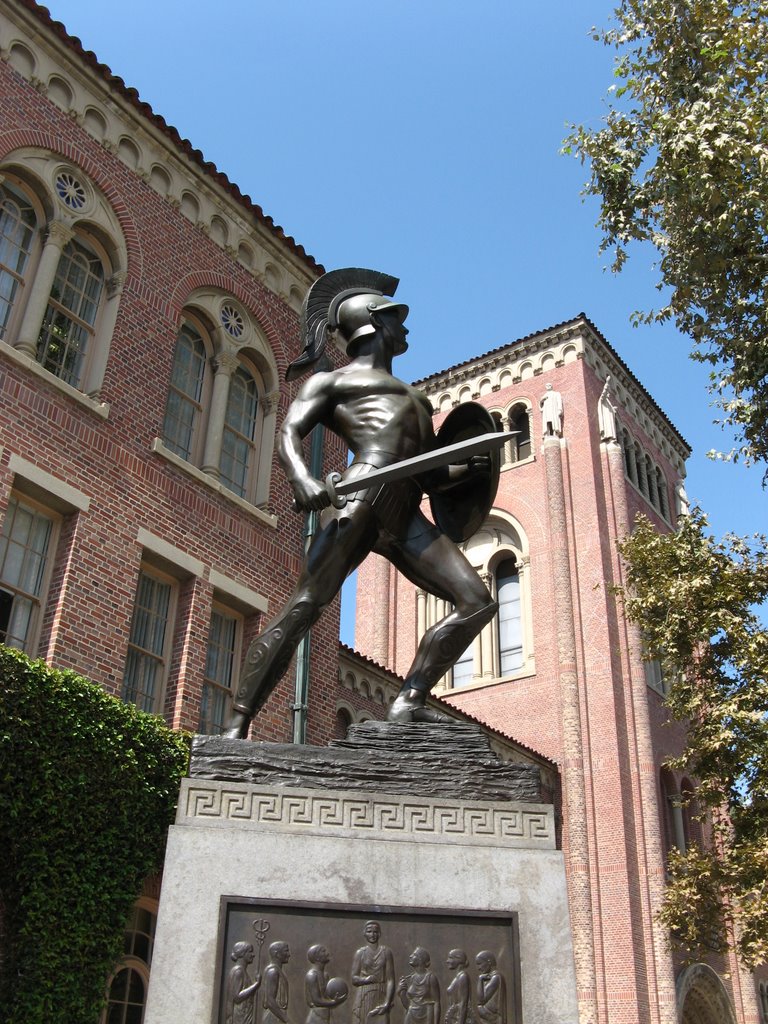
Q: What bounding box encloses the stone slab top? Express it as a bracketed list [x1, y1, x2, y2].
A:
[190, 720, 543, 804]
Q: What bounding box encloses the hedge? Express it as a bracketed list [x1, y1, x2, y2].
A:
[0, 646, 189, 1024]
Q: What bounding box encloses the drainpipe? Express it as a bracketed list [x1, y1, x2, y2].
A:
[292, 424, 324, 743]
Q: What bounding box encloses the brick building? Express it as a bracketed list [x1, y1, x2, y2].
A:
[354, 318, 766, 1024]
[0, 0, 345, 1016]
[1, 2, 766, 1023]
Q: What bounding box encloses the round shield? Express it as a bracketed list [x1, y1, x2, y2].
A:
[428, 402, 501, 543]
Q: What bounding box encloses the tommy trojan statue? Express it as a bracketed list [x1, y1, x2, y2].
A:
[224, 269, 506, 737]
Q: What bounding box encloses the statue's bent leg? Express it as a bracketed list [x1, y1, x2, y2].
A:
[387, 603, 498, 722]
[223, 505, 377, 739]
[226, 598, 319, 735]
[380, 516, 498, 723]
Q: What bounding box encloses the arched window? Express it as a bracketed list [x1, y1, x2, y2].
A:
[656, 466, 670, 520]
[162, 318, 210, 461]
[36, 234, 106, 387]
[0, 156, 127, 399]
[101, 902, 156, 1024]
[497, 557, 523, 674]
[154, 291, 279, 511]
[220, 360, 263, 499]
[434, 514, 532, 689]
[104, 966, 146, 1024]
[645, 454, 659, 508]
[508, 403, 531, 462]
[0, 180, 38, 340]
[622, 428, 637, 485]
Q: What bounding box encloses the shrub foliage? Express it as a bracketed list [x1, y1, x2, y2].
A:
[0, 646, 189, 1023]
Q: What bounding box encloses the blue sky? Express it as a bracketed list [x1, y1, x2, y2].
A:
[47, 0, 766, 638]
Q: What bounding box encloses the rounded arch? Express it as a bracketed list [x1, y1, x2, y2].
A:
[334, 701, 354, 739]
[676, 964, 737, 1024]
[462, 509, 528, 573]
[264, 261, 283, 293]
[0, 146, 128, 271]
[47, 74, 74, 111]
[177, 284, 279, 394]
[7, 41, 36, 78]
[0, 133, 139, 265]
[170, 272, 284, 367]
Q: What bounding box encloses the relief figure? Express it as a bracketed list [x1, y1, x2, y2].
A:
[444, 949, 473, 1024]
[263, 941, 291, 1024]
[226, 941, 262, 1024]
[475, 952, 506, 1024]
[305, 944, 348, 1024]
[351, 920, 396, 1024]
[398, 947, 441, 1024]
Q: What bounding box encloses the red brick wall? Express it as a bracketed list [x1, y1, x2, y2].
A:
[0, 55, 343, 745]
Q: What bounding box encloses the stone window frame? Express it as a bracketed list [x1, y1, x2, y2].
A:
[154, 289, 280, 515]
[428, 511, 535, 693]
[161, 312, 216, 466]
[0, 490, 61, 656]
[620, 426, 672, 524]
[121, 563, 179, 717]
[758, 980, 768, 1024]
[490, 399, 534, 470]
[99, 897, 158, 1024]
[0, 152, 128, 406]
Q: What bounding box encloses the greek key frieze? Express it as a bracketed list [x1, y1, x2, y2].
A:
[182, 782, 553, 847]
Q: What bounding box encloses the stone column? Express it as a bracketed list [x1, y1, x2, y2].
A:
[479, 570, 495, 678]
[602, 436, 678, 1024]
[543, 435, 598, 1024]
[15, 219, 74, 357]
[201, 346, 239, 478]
[84, 269, 126, 397]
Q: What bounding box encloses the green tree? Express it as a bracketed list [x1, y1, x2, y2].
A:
[565, 0, 768, 474]
[619, 510, 768, 967]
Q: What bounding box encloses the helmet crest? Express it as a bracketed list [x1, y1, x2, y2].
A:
[286, 268, 407, 381]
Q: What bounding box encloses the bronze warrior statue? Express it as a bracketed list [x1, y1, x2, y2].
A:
[224, 268, 500, 738]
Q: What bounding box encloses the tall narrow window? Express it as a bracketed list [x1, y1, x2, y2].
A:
[103, 967, 146, 1024]
[101, 902, 156, 1024]
[497, 558, 523, 674]
[508, 405, 531, 462]
[162, 321, 208, 460]
[0, 182, 37, 341]
[199, 607, 239, 735]
[220, 364, 260, 498]
[36, 236, 104, 387]
[122, 570, 173, 714]
[0, 496, 54, 653]
[451, 642, 474, 688]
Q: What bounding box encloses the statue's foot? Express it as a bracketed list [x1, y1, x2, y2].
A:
[221, 710, 251, 740]
[386, 689, 451, 724]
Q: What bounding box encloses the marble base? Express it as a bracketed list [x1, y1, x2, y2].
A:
[144, 775, 578, 1024]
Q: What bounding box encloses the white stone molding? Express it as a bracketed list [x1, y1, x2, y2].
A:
[0, 4, 316, 297]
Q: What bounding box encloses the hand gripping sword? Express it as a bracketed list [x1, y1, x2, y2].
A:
[315, 430, 517, 510]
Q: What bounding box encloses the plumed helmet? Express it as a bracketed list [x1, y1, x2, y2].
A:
[330, 291, 409, 356]
[286, 268, 408, 381]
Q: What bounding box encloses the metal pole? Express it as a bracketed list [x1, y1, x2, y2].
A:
[291, 424, 324, 744]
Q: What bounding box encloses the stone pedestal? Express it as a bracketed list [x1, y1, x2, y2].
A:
[144, 724, 578, 1024]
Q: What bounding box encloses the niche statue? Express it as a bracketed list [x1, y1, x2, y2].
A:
[224, 269, 506, 738]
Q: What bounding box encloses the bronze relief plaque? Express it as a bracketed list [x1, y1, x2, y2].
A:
[215, 899, 521, 1024]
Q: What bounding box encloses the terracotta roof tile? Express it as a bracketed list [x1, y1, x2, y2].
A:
[20, 0, 323, 274]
